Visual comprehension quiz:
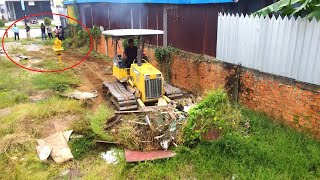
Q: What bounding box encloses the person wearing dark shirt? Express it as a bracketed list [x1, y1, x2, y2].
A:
[59, 26, 65, 40]
[124, 39, 137, 68]
[40, 23, 46, 40]
[25, 24, 30, 39]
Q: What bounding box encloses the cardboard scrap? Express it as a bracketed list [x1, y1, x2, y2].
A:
[36, 130, 74, 164]
[125, 150, 176, 162]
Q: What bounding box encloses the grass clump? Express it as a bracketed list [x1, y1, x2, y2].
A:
[89, 105, 114, 141]
[32, 71, 80, 92]
[70, 134, 96, 160]
[8, 45, 28, 55]
[0, 91, 28, 109]
[184, 89, 243, 146]
[0, 132, 33, 154]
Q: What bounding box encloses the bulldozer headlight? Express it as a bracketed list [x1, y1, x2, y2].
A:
[145, 75, 150, 80]
[156, 74, 162, 78]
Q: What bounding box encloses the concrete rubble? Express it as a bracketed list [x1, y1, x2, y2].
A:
[36, 130, 74, 164]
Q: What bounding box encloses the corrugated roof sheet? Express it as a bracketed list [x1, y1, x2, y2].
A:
[64, 0, 233, 5]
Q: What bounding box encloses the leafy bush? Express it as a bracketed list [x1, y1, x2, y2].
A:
[0, 20, 5, 27]
[154, 46, 176, 82]
[154, 46, 175, 64]
[43, 17, 51, 26]
[184, 89, 243, 146]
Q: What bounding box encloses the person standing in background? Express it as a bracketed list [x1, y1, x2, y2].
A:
[12, 24, 19, 41]
[59, 26, 65, 40]
[40, 23, 46, 40]
[54, 26, 59, 38]
[25, 23, 30, 39]
[47, 26, 53, 39]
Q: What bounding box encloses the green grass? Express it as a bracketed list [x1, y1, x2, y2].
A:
[31, 69, 81, 92]
[0, 60, 32, 91]
[122, 109, 320, 179]
[70, 134, 96, 160]
[8, 45, 28, 55]
[0, 91, 28, 109]
[89, 105, 115, 141]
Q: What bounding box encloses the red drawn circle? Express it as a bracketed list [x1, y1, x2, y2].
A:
[2, 12, 93, 73]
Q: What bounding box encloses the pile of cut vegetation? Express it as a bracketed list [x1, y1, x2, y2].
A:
[89, 89, 246, 150]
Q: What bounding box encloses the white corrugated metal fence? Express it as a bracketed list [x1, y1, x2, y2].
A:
[216, 13, 320, 85]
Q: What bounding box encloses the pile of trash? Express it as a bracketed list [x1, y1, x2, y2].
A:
[105, 103, 189, 151]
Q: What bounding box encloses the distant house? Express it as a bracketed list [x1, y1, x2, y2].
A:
[64, 0, 274, 57]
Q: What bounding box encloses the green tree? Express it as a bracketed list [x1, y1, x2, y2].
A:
[254, 0, 320, 20]
[44, 17, 52, 26]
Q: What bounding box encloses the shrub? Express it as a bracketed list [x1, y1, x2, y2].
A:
[154, 46, 176, 83]
[43, 17, 51, 26]
[184, 89, 244, 146]
[0, 20, 5, 27]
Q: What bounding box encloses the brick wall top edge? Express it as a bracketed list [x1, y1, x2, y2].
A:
[139, 44, 320, 94]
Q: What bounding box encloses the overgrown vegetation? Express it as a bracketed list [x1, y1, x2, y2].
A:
[64, 24, 101, 52]
[184, 89, 244, 146]
[91, 25, 102, 51]
[154, 46, 176, 83]
[123, 108, 320, 179]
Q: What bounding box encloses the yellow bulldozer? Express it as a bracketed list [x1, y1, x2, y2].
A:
[102, 29, 183, 111]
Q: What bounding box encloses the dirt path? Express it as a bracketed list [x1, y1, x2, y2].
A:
[63, 50, 114, 110]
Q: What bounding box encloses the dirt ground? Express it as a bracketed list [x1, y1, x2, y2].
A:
[63, 49, 114, 110]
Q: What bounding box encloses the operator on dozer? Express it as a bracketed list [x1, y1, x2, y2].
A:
[124, 39, 137, 68]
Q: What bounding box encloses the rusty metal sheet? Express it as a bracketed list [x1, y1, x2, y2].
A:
[125, 150, 176, 162]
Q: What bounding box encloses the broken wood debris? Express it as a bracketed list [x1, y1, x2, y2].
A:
[104, 115, 122, 130]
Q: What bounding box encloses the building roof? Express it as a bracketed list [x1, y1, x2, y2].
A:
[64, 0, 233, 5]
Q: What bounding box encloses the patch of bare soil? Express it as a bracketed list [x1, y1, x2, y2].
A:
[63, 50, 114, 110]
[39, 114, 78, 138]
[28, 90, 54, 102]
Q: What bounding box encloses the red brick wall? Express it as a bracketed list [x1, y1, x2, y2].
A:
[97, 36, 320, 136]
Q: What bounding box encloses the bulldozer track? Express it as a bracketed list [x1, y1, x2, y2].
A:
[103, 81, 138, 111]
[163, 82, 183, 99]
